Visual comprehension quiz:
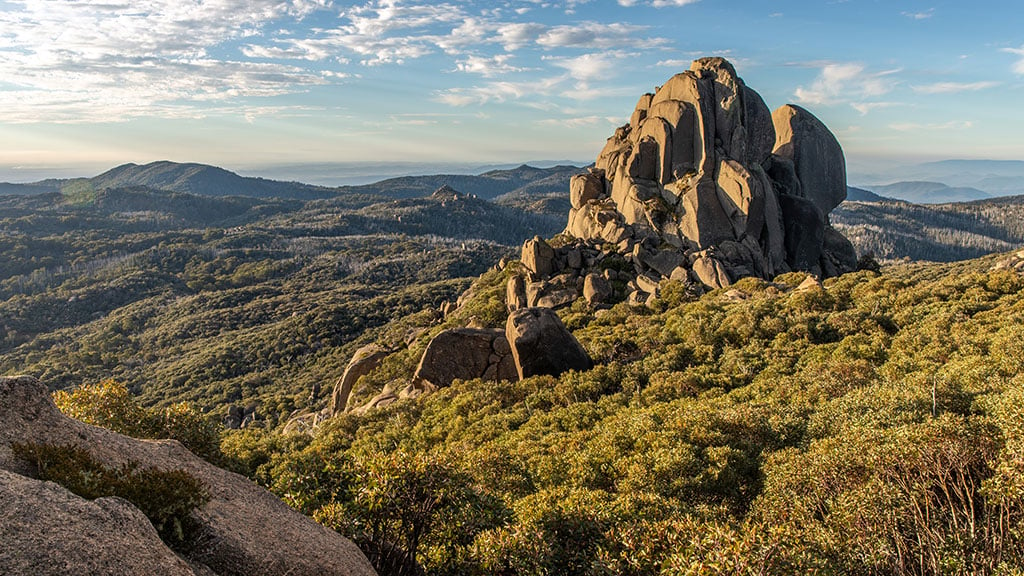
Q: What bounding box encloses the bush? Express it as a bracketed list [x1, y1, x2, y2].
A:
[53, 379, 223, 464]
[13, 442, 210, 550]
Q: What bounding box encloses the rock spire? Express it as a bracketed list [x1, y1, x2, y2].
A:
[564, 57, 857, 287]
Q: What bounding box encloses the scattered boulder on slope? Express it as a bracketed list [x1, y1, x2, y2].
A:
[413, 328, 516, 388]
[0, 375, 377, 576]
[505, 308, 593, 379]
[330, 344, 391, 416]
[993, 249, 1024, 273]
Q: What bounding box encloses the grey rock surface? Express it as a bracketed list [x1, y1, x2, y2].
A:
[0, 375, 377, 576]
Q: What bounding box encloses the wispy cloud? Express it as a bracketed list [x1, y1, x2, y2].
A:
[618, 0, 700, 6]
[434, 77, 563, 107]
[536, 116, 621, 128]
[537, 22, 664, 50]
[546, 52, 625, 90]
[1003, 45, 1024, 74]
[850, 102, 902, 115]
[912, 81, 999, 94]
[794, 62, 900, 111]
[902, 9, 934, 20]
[0, 0, 337, 121]
[454, 54, 525, 77]
[889, 120, 973, 132]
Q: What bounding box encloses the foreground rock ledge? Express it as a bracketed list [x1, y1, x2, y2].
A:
[0, 375, 377, 576]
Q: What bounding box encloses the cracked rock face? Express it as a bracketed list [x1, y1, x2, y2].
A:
[564, 57, 857, 287]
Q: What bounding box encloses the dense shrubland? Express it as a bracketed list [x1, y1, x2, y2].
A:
[158, 254, 1022, 574]
[46, 253, 1024, 573]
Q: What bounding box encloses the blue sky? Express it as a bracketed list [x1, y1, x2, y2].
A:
[0, 0, 1022, 182]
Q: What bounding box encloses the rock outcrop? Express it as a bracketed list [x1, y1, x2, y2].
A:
[0, 375, 377, 576]
[330, 344, 391, 415]
[1, 468, 197, 576]
[511, 57, 857, 311]
[413, 328, 517, 388]
[993, 249, 1024, 274]
[506, 308, 593, 379]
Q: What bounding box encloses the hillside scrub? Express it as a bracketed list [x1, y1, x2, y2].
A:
[218, 254, 1024, 574]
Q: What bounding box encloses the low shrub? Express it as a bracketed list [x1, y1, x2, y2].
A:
[13, 442, 210, 551]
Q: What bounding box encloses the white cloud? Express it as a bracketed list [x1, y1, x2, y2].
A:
[536, 115, 620, 128]
[902, 9, 934, 19]
[794, 62, 900, 110]
[0, 58, 330, 123]
[619, 0, 699, 6]
[496, 22, 547, 51]
[889, 120, 973, 132]
[538, 22, 663, 49]
[434, 77, 562, 107]
[0, 0, 337, 121]
[850, 102, 901, 115]
[545, 52, 629, 94]
[454, 54, 525, 77]
[656, 59, 692, 68]
[1002, 45, 1024, 74]
[912, 81, 999, 94]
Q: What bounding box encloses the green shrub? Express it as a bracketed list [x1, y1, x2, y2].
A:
[53, 379, 223, 464]
[13, 442, 210, 550]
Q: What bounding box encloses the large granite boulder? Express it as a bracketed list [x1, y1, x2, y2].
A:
[521, 236, 555, 277]
[413, 328, 516, 388]
[330, 344, 390, 416]
[772, 104, 847, 215]
[561, 57, 857, 290]
[505, 308, 593, 380]
[0, 376, 377, 576]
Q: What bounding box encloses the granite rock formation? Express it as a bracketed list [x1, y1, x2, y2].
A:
[506, 308, 593, 380]
[527, 57, 858, 308]
[330, 344, 391, 415]
[413, 328, 517, 388]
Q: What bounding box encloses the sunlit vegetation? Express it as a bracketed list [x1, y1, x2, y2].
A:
[209, 255, 1024, 574]
[0, 187, 551, 424]
[11, 182, 1024, 574]
[13, 442, 210, 551]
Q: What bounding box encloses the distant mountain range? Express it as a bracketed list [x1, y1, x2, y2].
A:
[858, 181, 991, 204]
[4, 159, 1024, 264]
[0, 161, 334, 200]
[851, 158, 1024, 202]
[0, 160, 584, 202]
[833, 194, 1024, 262]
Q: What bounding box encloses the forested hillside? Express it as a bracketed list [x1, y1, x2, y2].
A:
[833, 196, 1024, 262]
[0, 185, 561, 424]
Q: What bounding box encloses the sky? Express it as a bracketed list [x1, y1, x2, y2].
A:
[1, 0, 1022, 183]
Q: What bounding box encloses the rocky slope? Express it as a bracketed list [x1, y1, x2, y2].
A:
[0, 375, 376, 576]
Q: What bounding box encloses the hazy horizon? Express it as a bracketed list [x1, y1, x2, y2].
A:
[3, 153, 1022, 189]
